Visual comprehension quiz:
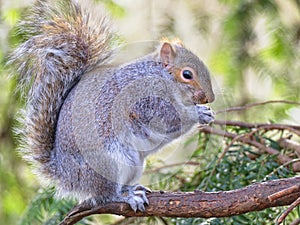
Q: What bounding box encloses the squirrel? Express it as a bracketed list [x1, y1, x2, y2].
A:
[10, 0, 215, 212]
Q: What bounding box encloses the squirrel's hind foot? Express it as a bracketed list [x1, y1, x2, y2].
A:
[121, 184, 151, 212]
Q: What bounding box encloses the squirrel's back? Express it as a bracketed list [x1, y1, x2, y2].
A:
[10, 0, 215, 212]
[9, 0, 113, 181]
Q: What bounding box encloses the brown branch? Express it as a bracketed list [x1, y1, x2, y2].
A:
[216, 100, 300, 114]
[268, 185, 300, 201]
[200, 126, 300, 171]
[213, 120, 300, 133]
[290, 218, 300, 225]
[278, 138, 300, 156]
[277, 196, 300, 224]
[59, 176, 300, 225]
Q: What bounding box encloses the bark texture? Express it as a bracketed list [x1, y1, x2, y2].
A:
[60, 176, 300, 225]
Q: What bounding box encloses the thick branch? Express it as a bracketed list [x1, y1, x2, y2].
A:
[60, 176, 300, 225]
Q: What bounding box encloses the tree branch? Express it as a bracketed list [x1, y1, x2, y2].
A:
[213, 120, 300, 133]
[59, 117, 300, 225]
[199, 125, 300, 172]
[216, 100, 300, 114]
[59, 176, 300, 225]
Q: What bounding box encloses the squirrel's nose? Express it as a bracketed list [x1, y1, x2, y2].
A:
[193, 89, 215, 104]
[193, 90, 209, 104]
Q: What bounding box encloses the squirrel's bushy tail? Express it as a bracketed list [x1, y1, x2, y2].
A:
[10, 0, 113, 179]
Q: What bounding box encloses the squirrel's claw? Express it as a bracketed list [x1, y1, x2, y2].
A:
[132, 184, 151, 205]
[133, 190, 149, 206]
[122, 184, 150, 212]
[196, 105, 215, 125]
[133, 184, 152, 193]
[126, 195, 145, 212]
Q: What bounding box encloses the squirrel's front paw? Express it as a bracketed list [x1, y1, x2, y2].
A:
[122, 184, 151, 212]
[196, 105, 215, 124]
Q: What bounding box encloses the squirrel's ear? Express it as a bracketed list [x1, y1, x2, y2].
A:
[160, 42, 176, 66]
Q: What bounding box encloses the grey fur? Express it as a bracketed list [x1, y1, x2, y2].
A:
[10, 0, 214, 212]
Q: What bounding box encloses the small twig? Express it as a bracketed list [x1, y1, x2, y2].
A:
[278, 138, 300, 156]
[268, 185, 300, 201]
[277, 197, 300, 224]
[200, 126, 300, 171]
[216, 100, 300, 114]
[256, 125, 300, 137]
[264, 159, 300, 181]
[214, 120, 300, 133]
[204, 120, 300, 170]
[290, 218, 300, 225]
[159, 217, 169, 225]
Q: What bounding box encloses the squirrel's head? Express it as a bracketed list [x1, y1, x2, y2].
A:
[158, 40, 215, 105]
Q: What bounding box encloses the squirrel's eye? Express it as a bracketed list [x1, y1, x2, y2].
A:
[182, 69, 193, 80]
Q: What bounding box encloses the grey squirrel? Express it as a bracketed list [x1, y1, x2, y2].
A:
[10, 0, 215, 212]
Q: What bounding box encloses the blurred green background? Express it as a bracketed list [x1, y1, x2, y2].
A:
[0, 0, 300, 224]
